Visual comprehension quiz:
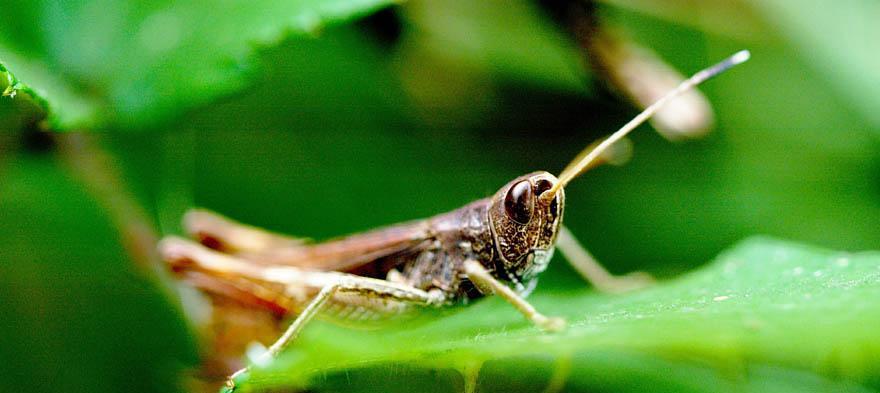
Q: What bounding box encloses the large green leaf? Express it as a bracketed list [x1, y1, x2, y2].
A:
[234, 238, 880, 392]
[0, 0, 400, 131]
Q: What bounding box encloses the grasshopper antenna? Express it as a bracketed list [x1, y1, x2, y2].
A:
[541, 50, 750, 202]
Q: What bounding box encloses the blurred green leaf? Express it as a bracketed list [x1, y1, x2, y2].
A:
[0, 0, 399, 131]
[1, 62, 46, 110]
[597, 0, 769, 40]
[236, 238, 880, 392]
[400, 0, 586, 90]
[743, 0, 880, 129]
[0, 57, 100, 130]
[604, 0, 880, 129]
[393, 0, 589, 127]
[0, 150, 197, 393]
[567, 5, 880, 276]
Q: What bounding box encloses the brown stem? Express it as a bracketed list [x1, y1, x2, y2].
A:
[55, 132, 171, 285]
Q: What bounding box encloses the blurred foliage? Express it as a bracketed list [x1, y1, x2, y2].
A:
[0, 0, 396, 129]
[0, 149, 197, 393]
[1, 0, 879, 392]
[0, 52, 100, 130]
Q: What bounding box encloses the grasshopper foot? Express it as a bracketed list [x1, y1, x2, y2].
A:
[223, 367, 248, 392]
[222, 380, 236, 393]
[535, 315, 567, 333]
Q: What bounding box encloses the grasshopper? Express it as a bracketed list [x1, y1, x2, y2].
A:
[160, 50, 750, 390]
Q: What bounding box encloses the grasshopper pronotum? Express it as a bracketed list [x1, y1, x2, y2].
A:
[160, 50, 750, 390]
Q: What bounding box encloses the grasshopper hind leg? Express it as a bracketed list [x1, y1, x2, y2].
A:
[160, 237, 447, 391]
[224, 284, 337, 391]
[556, 226, 653, 293]
[224, 280, 445, 391]
[183, 208, 308, 254]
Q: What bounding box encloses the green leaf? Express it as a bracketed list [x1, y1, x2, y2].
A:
[571, 5, 880, 274]
[0, 0, 399, 131]
[239, 238, 880, 392]
[400, 0, 587, 91]
[1, 63, 35, 103]
[0, 55, 102, 130]
[601, 0, 880, 128]
[0, 59, 48, 130]
[392, 0, 589, 127]
[597, 0, 769, 40]
[0, 151, 198, 393]
[742, 0, 880, 128]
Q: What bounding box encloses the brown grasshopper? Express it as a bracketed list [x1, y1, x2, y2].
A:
[160, 50, 750, 390]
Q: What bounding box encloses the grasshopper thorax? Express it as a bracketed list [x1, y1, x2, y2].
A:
[488, 171, 565, 286]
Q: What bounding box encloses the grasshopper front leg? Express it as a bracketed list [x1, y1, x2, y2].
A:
[463, 260, 565, 332]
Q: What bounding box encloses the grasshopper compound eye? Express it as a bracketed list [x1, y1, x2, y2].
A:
[503, 180, 533, 224]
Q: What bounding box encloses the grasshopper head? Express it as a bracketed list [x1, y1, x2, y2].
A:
[488, 171, 565, 286]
